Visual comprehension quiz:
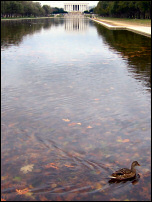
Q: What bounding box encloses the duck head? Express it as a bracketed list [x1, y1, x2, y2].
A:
[132, 161, 140, 167]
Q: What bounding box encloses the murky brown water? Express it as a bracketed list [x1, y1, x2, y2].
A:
[1, 18, 151, 201]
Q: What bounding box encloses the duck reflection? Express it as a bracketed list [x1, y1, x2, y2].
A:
[65, 18, 88, 32]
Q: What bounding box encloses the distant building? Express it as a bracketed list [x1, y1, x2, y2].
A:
[64, 2, 89, 12]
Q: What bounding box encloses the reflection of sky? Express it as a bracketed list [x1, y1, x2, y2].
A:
[1, 18, 150, 112]
[3, 22, 117, 69]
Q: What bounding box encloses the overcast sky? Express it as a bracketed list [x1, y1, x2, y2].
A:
[34, 1, 99, 8]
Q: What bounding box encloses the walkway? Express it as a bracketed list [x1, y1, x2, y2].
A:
[91, 18, 151, 38]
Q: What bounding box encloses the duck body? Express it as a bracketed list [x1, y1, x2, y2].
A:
[110, 161, 140, 181]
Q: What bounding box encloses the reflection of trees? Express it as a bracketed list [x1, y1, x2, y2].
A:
[94, 23, 151, 90]
[1, 18, 64, 49]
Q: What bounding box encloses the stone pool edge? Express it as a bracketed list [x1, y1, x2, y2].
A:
[90, 18, 151, 38]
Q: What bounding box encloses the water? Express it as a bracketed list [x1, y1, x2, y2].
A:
[1, 18, 151, 201]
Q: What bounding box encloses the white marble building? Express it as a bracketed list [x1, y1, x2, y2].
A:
[64, 2, 89, 12]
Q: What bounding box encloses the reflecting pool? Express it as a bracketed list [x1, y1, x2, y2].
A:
[1, 18, 151, 201]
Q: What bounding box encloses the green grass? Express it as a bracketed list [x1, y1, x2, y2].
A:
[97, 17, 151, 26]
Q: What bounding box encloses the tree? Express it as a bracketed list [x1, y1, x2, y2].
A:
[51, 7, 66, 14]
[94, 1, 151, 19]
[42, 5, 52, 16]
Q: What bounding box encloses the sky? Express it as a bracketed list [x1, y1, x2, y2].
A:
[34, 1, 99, 8]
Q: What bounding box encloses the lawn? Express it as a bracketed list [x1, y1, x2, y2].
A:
[97, 17, 151, 26]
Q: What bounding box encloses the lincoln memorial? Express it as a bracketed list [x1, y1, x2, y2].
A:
[64, 2, 89, 12]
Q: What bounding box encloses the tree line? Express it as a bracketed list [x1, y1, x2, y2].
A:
[1, 1, 67, 18]
[94, 1, 151, 19]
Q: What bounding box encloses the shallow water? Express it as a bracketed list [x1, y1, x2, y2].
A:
[1, 18, 151, 201]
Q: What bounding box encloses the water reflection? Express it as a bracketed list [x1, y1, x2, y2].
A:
[65, 18, 88, 32]
[1, 18, 151, 201]
[1, 18, 64, 49]
[94, 22, 151, 90]
[1, 18, 151, 91]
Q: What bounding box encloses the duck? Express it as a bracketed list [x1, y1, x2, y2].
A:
[110, 161, 140, 180]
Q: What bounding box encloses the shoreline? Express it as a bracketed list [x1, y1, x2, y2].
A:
[1, 16, 151, 38]
[0, 17, 64, 21]
[1, 17, 55, 21]
[90, 18, 151, 38]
